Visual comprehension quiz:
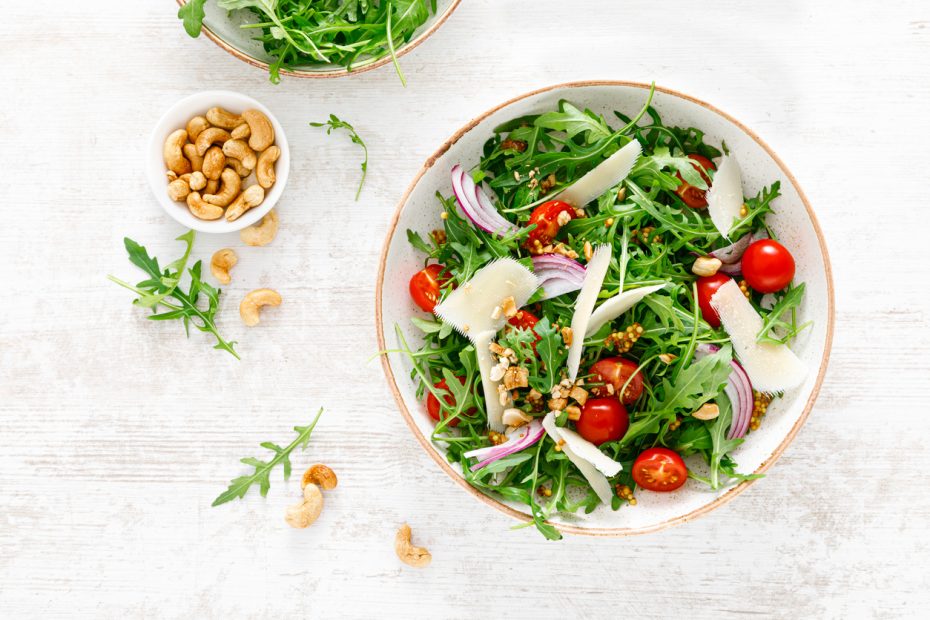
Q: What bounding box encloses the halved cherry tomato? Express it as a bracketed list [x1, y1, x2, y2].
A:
[426, 376, 472, 427]
[575, 398, 629, 445]
[675, 154, 716, 209]
[741, 239, 795, 293]
[524, 200, 576, 252]
[589, 357, 643, 405]
[506, 309, 542, 354]
[632, 447, 688, 492]
[696, 273, 732, 328]
[409, 264, 449, 313]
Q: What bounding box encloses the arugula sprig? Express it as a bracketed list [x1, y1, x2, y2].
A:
[213, 408, 325, 506]
[108, 231, 239, 359]
[311, 114, 368, 201]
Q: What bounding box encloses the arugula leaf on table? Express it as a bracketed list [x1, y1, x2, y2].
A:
[213, 408, 325, 507]
[310, 115, 368, 200]
[178, 0, 208, 37]
[108, 231, 239, 359]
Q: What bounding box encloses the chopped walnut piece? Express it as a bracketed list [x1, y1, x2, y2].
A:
[568, 385, 588, 406]
[503, 366, 529, 390]
[560, 326, 573, 346]
[547, 397, 568, 411]
[527, 389, 543, 404]
[540, 173, 557, 192]
[565, 405, 582, 421]
[489, 342, 505, 355]
[500, 296, 517, 318]
[501, 139, 527, 153]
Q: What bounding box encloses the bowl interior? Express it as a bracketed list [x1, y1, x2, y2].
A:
[378, 82, 833, 535]
[198, 0, 460, 76]
[147, 90, 289, 234]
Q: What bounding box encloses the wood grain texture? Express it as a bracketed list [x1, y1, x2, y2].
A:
[1, 0, 929, 617]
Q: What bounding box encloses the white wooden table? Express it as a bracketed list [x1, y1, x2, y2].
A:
[3, 1, 929, 617]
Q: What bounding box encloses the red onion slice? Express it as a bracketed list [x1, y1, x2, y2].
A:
[695, 343, 754, 439]
[532, 254, 586, 300]
[710, 234, 752, 264]
[464, 420, 545, 470]
[718, 260, 742, 276]
[450, 165, 517, 237]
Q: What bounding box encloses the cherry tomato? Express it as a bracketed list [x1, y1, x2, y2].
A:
[524, 200, 576, 251]
[425, 376, 471, 427]
[632, 447, 688, 492]
[505, 309, 542, 354]
[741, 239, 796, 293]
[589, 357, 644, 405]
[696, 273, 732, 328]
[409, 264, 449, 313]
[575, 398, 629, 446]
[675, 154, 716, 209]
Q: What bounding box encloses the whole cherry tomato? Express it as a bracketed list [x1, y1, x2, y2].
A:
[741, 239, 796, 293]
[575, 398, 629, 446]
[696, 273, 732, 328]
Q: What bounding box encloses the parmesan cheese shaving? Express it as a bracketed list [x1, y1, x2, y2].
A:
[585, 283, 666, 337]
[565, 244, 612, 381]
[710, 279, 807, 392]
[705, 155, 743, 239]
[556, 140, 642, 208]
[542, 412, 615, 504]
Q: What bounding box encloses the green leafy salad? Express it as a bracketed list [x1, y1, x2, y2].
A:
[399, 86, 809, 539]
[179, 0, 437, 84]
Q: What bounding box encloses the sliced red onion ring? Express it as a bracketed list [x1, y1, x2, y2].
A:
[718, 261, 743, 276]
[695, 343, 754, 439]
[710, 234, 752, 264]
[450, 165, 518, 237]
[532, 254, 586, 300]
[463, 420, 545, 470]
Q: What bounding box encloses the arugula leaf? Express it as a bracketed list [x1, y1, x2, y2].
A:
[178, 0, 208, 38]
[213, 408, 325, 506]
[310, 115, 368, 200]
[655, 344, 732, 412]
[757, 283, 811, 344]
[108, 231, 239, 359]
[706, 396, 743, 489]
[536, 101, 612, 144]
[532, 317, 567, 392]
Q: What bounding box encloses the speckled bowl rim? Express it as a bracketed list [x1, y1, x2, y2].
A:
[175, 0, 462, 80]
[376, 80, 835, 537]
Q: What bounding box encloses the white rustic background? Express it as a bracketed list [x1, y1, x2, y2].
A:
[2, 1, 929, 618]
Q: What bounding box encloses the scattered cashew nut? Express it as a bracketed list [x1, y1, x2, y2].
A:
[201, 146, 226, 181]
[188, 170, 207, 191]
[285, 483, 323, 529]
[204, 179, 219, 195]
[163, 129, 191, 175]
[206, 106, 244, 130]
[204, 167, 241, 207]
[195, 127, 232, 156]
[227, 185, 266, 223]
[256, 146, 280, 189]
[302, 464, 338, 491]
[210, 248, 238, 285]
[227, 157, 251, 178]
[167, 178, 190, 202]
[186, 115, 210, 141]
[186, 191, 224, 221]
[222, 139, 257, 170]
[242, 108, 275, 152]
[239, 288, 281, 326]
[395, 524, 432, 568]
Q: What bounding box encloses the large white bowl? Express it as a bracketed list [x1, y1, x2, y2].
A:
[376, 81, 835, 536]
[176, 0, 461, 80]
[147, 90, 289, 233]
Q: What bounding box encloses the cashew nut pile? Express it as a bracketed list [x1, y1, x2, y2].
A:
[285, 464, 338, 529]
[163, 106, 280, 221]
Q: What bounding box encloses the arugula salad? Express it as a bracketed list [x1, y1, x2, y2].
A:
[399, 87, 809, 539]
[179, 0, 437, 84]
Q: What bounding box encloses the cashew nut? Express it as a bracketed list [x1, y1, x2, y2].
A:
[256, 146, 280, 189]
[301, 464, 337, 491]
[285, 483, 323, 529]
[163, 129, 191, 175]
[237, 204, 275, 242]
[239, 288, 282, 326]
[206, 106, 244, 130]
[182, 143, 204, 173]
[395, 524, 431, 568]
[201, 146, 226, 181]
[166, 170, 178, 182]
[195, 127, 232, 156]
[231, 123, 251, 140]
[227, 157, 251, 178]
[210, 248, 238, 285]
[693, 402, 720, 420]
[222, 139, 257, 170]
[242, 109, 275, 151]
[203, 168, 241, 207]
[205, 179, 219, 195]
[186, 115, 210, 141]
[186, 191, 224, 221]
[167, 178, 190, 202]
[692, 256, 723, 277]
[187, 170, 207, 191]
[226, 185, 266, 223]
